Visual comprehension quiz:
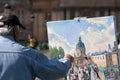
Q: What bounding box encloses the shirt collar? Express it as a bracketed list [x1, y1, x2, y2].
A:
[0, 35, 15, 41]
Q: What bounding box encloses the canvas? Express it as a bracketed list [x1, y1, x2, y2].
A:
[46, 16, 118, 80]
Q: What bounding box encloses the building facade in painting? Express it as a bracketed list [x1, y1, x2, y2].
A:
[90, 53, 118, 67]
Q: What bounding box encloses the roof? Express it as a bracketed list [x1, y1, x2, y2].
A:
[60, 0, 116, 8]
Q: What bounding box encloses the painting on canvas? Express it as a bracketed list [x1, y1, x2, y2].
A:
[47, 16, 118, 80]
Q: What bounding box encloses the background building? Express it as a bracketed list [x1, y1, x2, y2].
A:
[0, 0, 120, 43]
[0, 1, 120, 80]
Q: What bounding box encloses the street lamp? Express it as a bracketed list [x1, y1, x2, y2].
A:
[30, 13, 35, 36]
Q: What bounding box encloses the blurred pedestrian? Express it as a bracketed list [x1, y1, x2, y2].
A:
[28, 34, 37, 49]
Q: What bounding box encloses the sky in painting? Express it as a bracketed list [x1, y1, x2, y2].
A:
[47, 16, 116, 54]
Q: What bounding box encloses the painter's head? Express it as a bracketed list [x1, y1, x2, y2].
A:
[0, 14, 26, 39]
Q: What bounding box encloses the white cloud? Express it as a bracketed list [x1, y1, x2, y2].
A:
[79, 18, 115, 54]
[87, 16, 109, 28]
[48, 28, 76, 54]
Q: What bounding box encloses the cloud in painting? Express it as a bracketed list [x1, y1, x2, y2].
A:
[47, 16, 116, 55]
[79, 17, 115, 54]
[48, 28, 75, 54]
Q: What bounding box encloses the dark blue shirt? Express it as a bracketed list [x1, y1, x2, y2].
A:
[0, 35, 71, 80]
